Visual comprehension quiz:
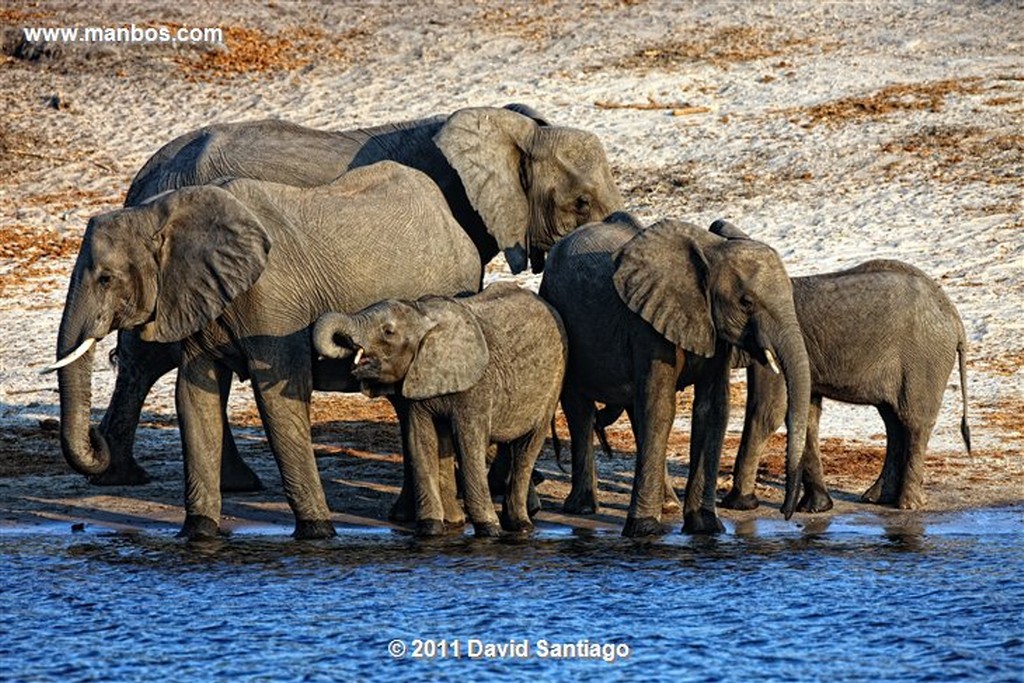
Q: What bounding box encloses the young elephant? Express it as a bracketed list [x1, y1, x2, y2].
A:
[540, 213, 811, 536]
[715, 223, 971, 511]
[314, 283, 567, 536]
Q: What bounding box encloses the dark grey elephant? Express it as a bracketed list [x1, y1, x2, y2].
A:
[87, 104, 622, 490]
[716, 229, 971, 511]
[313, 283, 567, 537]
[45, 162, 481, 539]
[539, 213, 811, 536]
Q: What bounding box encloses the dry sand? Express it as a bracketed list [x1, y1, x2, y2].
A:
[1, 1, 1021, 537]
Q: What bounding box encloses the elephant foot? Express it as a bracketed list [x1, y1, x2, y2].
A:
[682, 509, 726, 535]
[389, 489, 416, 523]
[178, 514, 220, 541]
[293, 519, 337, 540]
[415, 519, 447, 537]
[474, 521, 504, 538]
[500, 509, 534, 534]
[562, 487, 598, 515]
[88, 459, 151, 487]
[797, 487, 834, 513]
[720, 488, 760, 510]
[897, 490, 925, 510]
[442, 499, 465, 529]
[622, 515, 668, 538]
[527, 485, 542, 518]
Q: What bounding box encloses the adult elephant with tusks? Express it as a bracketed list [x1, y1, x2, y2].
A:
[45, 162, 482, 540]
[540, 213, 811, 536]
[79, 103, 623, 492]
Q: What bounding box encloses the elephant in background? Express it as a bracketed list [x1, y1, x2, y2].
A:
[539, 213, 811, 536]
[314, 283, 567, 537]
[715, 220, 971, 511]
[91, 103, 622, 489]
[46, 162, 482, 539]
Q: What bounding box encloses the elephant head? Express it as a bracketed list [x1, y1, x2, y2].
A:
[45, 185, 271, 476]
[313, 298, 488, 401]
[435, 107, 623, 274]
[612, 219, 811, 518]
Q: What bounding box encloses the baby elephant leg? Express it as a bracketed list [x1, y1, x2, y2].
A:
[501, 428, 548, 533]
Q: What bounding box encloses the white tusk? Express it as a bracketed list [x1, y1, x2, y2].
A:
[353, 347, 364, 366]
[764, 348, 781, 375]
[40, 338, 96, 374]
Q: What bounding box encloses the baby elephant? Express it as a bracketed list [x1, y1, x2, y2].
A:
[714, 222, 971, 511]
[314, 283, 567, 536]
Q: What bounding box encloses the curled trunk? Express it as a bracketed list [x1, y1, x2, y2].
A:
[312, 312, 357, 359]
[56, 340, 111, 477]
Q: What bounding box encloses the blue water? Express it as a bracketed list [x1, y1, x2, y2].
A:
[2, 508, 1022, 682]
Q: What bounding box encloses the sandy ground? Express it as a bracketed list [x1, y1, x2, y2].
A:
[1, 1, 1022, 537]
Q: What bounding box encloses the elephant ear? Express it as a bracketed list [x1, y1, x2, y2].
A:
[434, 107, 536, 272]
[612, 219, 717, 358]
[403, 299, 490, 400]
[141, 185, 271, 343]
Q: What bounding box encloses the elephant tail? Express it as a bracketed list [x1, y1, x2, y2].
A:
[551, 415, 568, 474]
[957, 333, 972, 456]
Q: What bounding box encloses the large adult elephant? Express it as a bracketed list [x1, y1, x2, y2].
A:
[45, 162, 482, 539]
[90, 104, 622, 488]
[539, 213, 811, 536]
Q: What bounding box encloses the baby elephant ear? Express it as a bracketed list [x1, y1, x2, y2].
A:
[403, 299, 490, 400]
[612, 219, 717, 358]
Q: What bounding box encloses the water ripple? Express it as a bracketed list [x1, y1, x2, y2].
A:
[1, 507, 1022, 681]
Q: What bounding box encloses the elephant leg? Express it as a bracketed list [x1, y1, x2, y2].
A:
[623, 359, 678, 538]
[863, 405, 904, 505]
[561, 388, 600, 515]
[796, 395, 833, 512]
[249, 358, 335, 540]
[489, 443, 541, 516]
[405, 407, 447, 536]
[451, 416, 501, 537]
[93, 332, 177, 486]
[682, 359, 729, 535]
[625, 405, 680, 516]
[215, 369, 263, 493]
[500, 428, 547, 533]
[387, 398, 417, 523]
[175, 350, 229, 540]
[436, 420, 465, 528]
[897, 410, 937, 510]
[721, 365, 785, 510]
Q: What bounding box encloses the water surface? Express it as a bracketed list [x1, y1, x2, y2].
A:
[2, 507, 1021, 681]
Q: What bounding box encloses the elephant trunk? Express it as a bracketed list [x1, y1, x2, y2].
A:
[313, 312, 358, 360]
[54, 310, 111, 477]
[772, 319, 811, 520]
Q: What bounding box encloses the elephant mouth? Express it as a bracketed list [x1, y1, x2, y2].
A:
[351, 351, 381, 381]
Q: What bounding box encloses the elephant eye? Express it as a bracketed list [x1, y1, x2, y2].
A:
[97, 273, 114, 288]
[382, 323, 396, 337]
[574, 195, 592, 215]
[740, 293, 756, 313]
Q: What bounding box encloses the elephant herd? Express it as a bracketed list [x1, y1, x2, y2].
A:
[43, 104, 971, 540]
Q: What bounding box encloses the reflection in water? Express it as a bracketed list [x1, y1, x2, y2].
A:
[2, 508, 1022, 681]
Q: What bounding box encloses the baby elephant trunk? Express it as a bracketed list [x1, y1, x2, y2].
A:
[313, 312, 360, 360]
